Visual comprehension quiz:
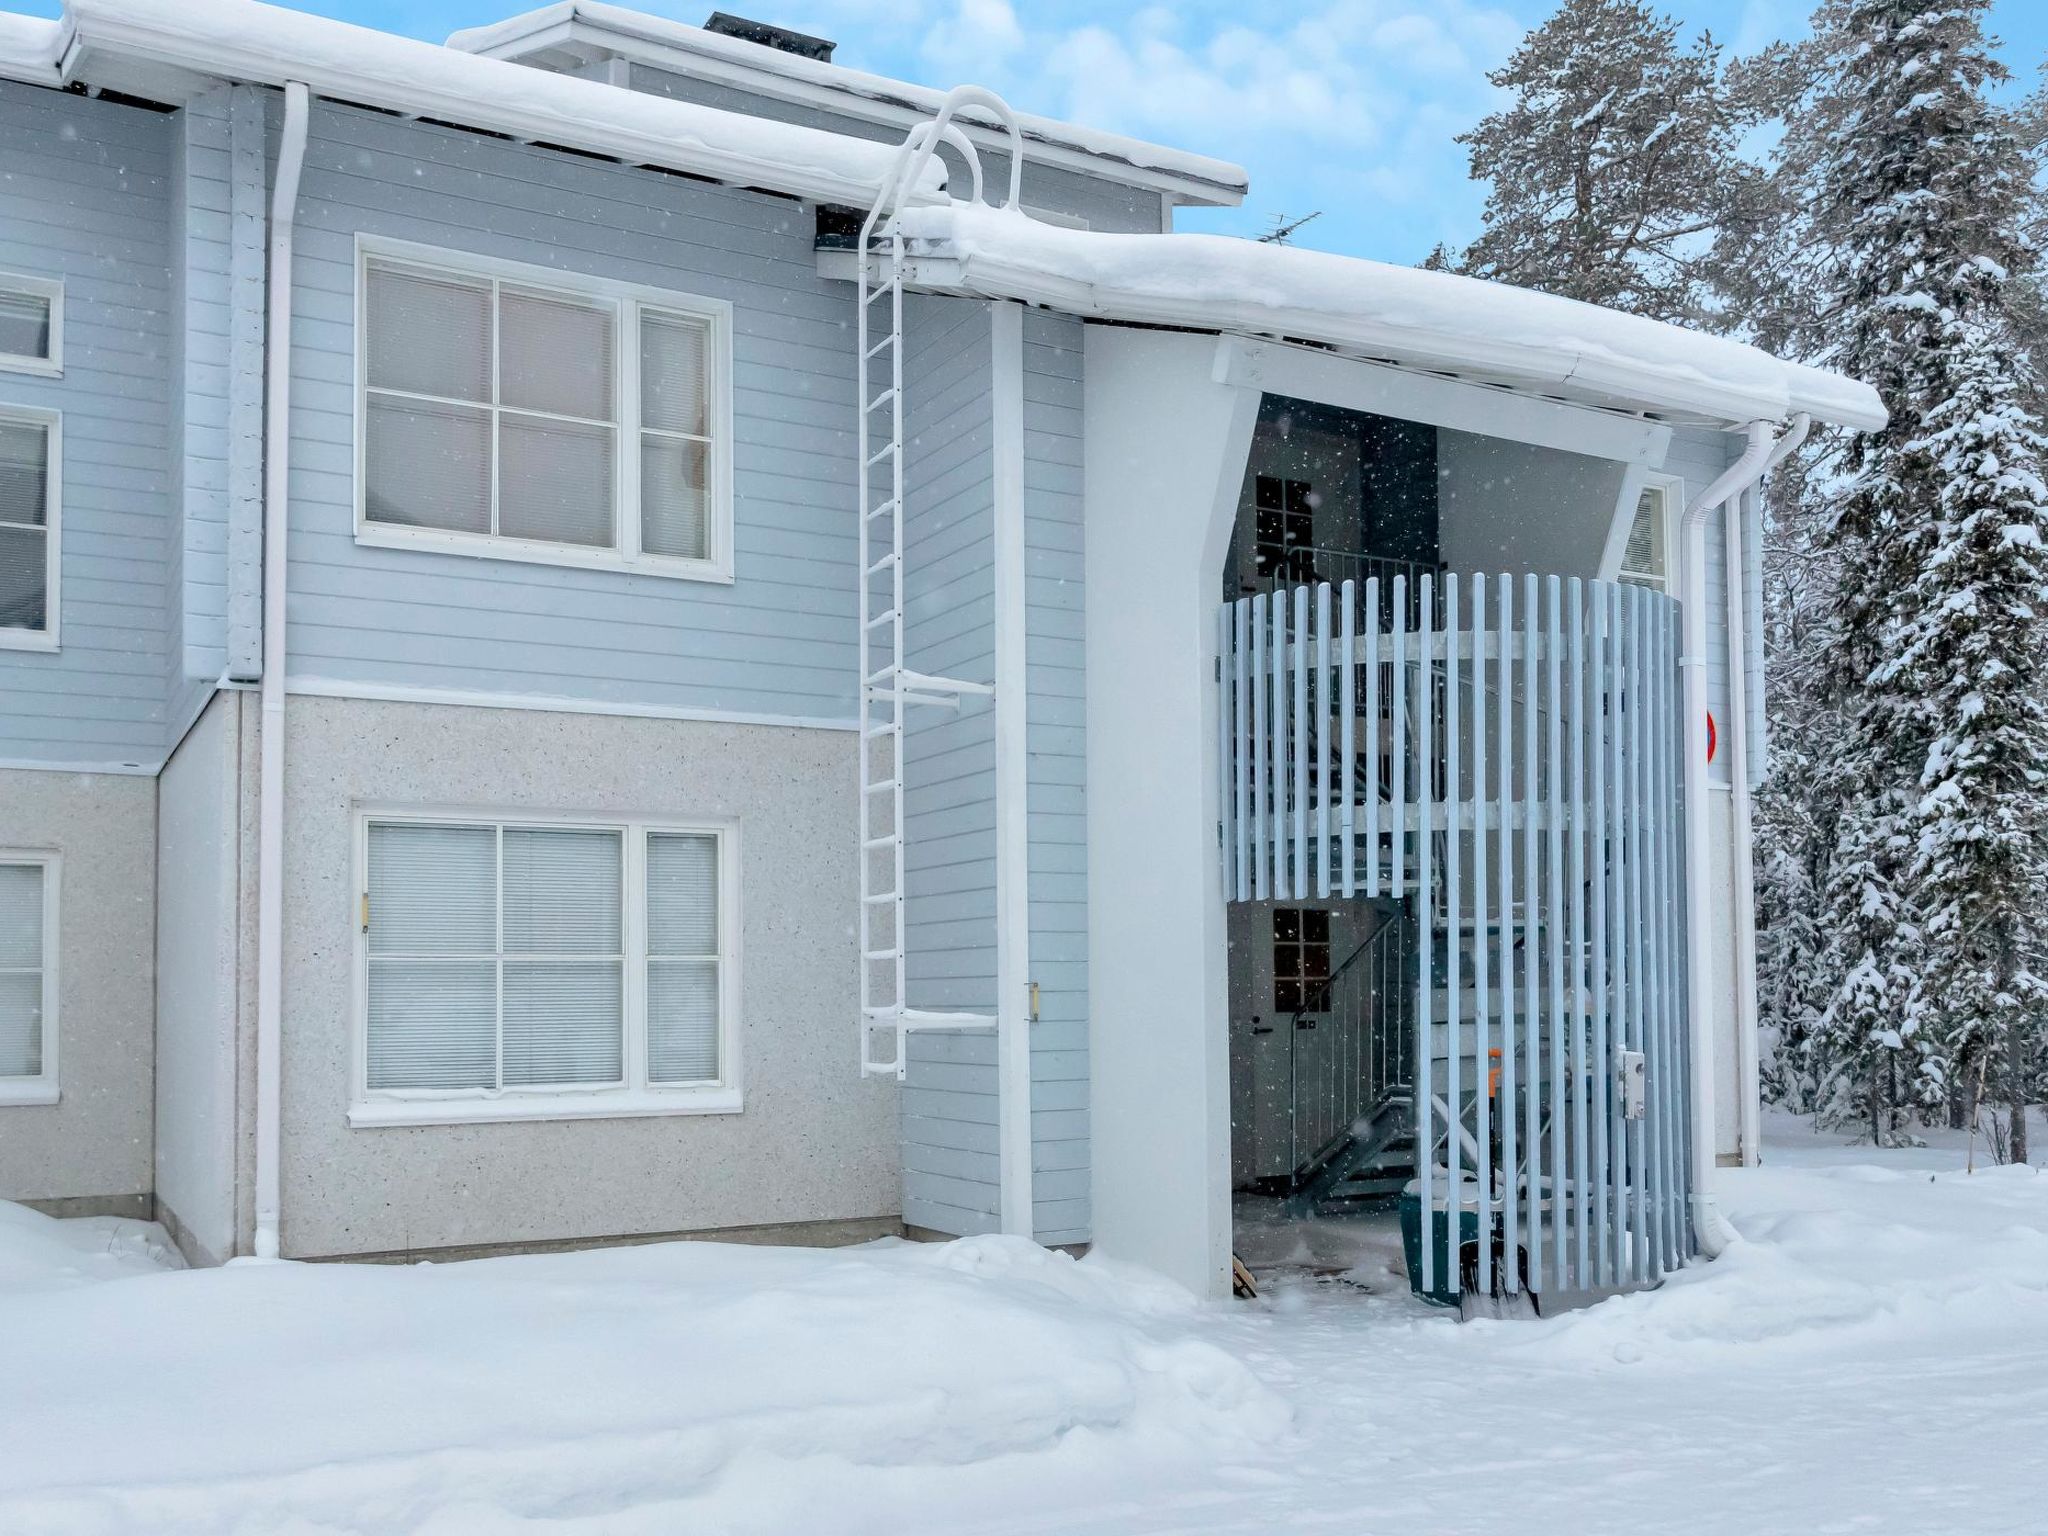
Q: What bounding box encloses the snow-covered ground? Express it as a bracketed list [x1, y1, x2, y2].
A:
[5, 1116, 2045, 1534]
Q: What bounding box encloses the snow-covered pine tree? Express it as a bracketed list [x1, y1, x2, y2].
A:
[1749, 0, 2042, 1142]
[1884, 313, 2048, 1162]
[1451, 0, 1760, 323]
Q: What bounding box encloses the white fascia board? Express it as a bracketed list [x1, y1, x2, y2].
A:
[1215, 336, 1675, 466]
[57, 0, 944, 210]
[448, 3, 1249, 208]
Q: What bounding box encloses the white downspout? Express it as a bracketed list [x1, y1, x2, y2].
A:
[252, 81, 310, 1262]
[1723, 415, 1810, 1173]
[1678, 418, 1777, 1259]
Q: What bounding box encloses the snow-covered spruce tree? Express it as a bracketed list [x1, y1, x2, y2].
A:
[1753, 0, 2042, 1141]
[1451, 0, 1761, 323]
[1883, 314, 2048, 1161]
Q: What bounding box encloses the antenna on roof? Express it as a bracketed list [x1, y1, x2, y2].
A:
[1257, 211, 1322, 246]
[703, 12, 836, 61]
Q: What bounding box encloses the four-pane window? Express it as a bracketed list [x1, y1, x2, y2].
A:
[361, 816, 733, 1120]
[0, 858, 55, 1099]
[359, 247, 726, 575]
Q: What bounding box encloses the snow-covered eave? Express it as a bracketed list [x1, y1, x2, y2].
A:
[0, 11, 66, 85]
[446, 1, 1250, 209]
[38, 0, 945, 211]
[898, 205, 1888, 434]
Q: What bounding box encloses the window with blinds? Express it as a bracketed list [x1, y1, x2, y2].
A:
[360, 815, 733, 1121]
[0, 274, 59, 375]
[357, 244, 728, 578]
[0, 412, 56, 645]
[1620, 482, 1672, 592]
[0, 859, 53, 1093]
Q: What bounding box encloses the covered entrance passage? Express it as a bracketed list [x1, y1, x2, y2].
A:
[1221, 571, 1695, 1306]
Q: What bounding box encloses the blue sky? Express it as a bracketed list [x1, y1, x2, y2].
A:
[18, 0, 2048, 260]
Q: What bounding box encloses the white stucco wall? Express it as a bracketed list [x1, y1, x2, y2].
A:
[1082, 327, 1257, 1299]
[155, 692, 243, 1262]
[272, 694, 893, 1258]
[0, 769, 156, 1212]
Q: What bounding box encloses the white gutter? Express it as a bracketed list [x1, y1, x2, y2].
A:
[252, 78, 310, 1263]
[1723, 414, 1810, 1175]
[1678, 419, 1779, 1259]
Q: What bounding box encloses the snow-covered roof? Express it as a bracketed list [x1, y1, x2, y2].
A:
[0, 11, 61, 84]
[447, 2, 1249, 209]
[896, 205, 1887, 431]
[1, 0, 946, 210]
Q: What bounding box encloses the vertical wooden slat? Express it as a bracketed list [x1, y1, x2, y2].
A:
[1471, 577, 1492, 1298]
[1605, 585, 1628, 1284]
[1644, 587, 1665, 1274]
[1587, 585, 1612, 1287]
[1294, 585, 1310, 901]
[1251, 594, 1268, 903]
[1444, 574, 1463, 1296]
[1498, 575, 1518, 1292]
[1272, 592, 1287, 900]
[1234, 599, 1251, 903]
[1416, 575, 1436, 1295]
[1363, 579, 1380, 900]
[1522, 572, 1542, 1289]
[1219, 602, 1234, 901]
[1567, 578, 1590, 1291]
[1658, 597, 1683, 1268]
[1391, 577, 1407, 898]
[1628, 585, 1651, 1282]
[1546, 576, 1567, 1294]
[1317, 582, 1332, 899]
[1341, 580, 1358, 898]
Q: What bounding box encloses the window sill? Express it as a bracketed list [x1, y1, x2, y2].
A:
[0, 355, 60, 380]
[355, 523, 734, 585]
[0, 629, 58, 654]
[0, 1080, 59, 1106]
[348, 1086, 742, 1128]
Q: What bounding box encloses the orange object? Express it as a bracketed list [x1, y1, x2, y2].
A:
[1488, 1046, 1502, 1099]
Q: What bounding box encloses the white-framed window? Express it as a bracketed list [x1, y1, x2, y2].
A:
[0, 273, 61, 377]
[0, 407, 59, 652]
[0, 853, 59, 1107]
[1620, 475, 1680, 592]
[351, 809, 740, 1127]
[353, 237, 733, 583]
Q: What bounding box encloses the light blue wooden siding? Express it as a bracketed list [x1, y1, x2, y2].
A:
[628, 65, 1168, 234]
[0, 83, 172, 768]
[1023, 309, 1088, 1245]
[898, 295, 1001, 1237]
[281, 99, 861, 722]
[171, 83, 265, 702]
[1664, 427, 1738, 785]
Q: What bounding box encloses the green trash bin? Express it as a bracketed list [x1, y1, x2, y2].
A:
[1399, 1175, 1483, 1308]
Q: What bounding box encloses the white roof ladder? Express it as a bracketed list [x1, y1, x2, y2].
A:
[855, 90, 1024, 1080]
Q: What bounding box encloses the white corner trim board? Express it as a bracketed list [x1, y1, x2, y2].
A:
[252, 78, 310, 1264]
[53, 0, 947, 210]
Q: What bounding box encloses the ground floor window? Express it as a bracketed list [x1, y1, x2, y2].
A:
[353, 812, 737, 1126]
[0, 853, 56, 1104]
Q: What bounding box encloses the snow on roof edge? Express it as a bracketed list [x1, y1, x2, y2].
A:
[0, 10, 65, 83]
[900, 205, 1886, 433]
[446, 1, 1250, 204]
[52, 0, 945, 209]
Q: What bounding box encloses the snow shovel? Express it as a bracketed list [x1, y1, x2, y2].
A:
[1457, 1237, 1537, 1321]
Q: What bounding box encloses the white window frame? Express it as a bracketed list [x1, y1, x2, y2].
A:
[1619, 472, 1682, 593]
[0, 405, 60, 654]
[0, 850, 59, 1107]
[349, 805, 742, 1128]
[0, 272, 62, 378]
[351, 235, 735, 584]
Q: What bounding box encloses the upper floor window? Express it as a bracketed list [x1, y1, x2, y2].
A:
[356, 241, 732, 582]
[1620, 478, 1677, 592]
[0, 855, 58, 1106]
[0, 274, 61, 377]
[0, 409, 59, 651]
[353, 811, 739, 1127]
